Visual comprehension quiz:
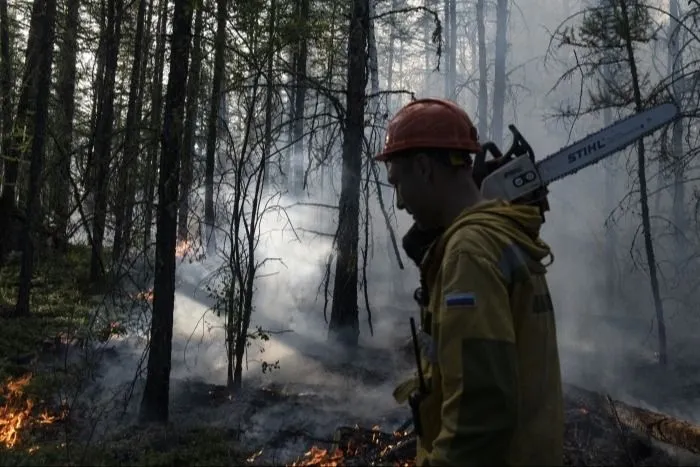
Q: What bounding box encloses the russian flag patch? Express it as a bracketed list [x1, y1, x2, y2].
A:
[445, 292, 476, 308]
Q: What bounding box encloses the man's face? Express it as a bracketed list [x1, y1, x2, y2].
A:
[386, 154, 434, 227]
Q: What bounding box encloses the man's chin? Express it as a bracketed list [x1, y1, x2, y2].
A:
[410, 214, 428, 229]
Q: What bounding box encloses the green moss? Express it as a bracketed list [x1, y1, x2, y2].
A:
[0, 426, 249, 466]
[0, 245, 94, 381]
[0, 248, 250, 466]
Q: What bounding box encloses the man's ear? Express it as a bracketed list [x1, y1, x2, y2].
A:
[414, 152, 432, 180]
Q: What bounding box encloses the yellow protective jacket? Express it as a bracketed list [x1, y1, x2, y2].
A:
[394, 199, 564, 466]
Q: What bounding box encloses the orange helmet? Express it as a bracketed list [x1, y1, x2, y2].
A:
[375, 98, 481, 161]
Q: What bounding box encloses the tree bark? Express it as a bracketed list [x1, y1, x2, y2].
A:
[476, 0, 488, 139]
[328, 0, 369, 348]
[204, 0, 229, 253]
[0, 0, 12, 193]
[446, 0, 456, 98]
[600, 0, 617, 306]
[442, 0, 449, 97]
[113, 0, 148, 263]
[1, 0, 43, 207]
[14, 0, 57, 317]
[89, 0, 124, 282]
[52, 0, 80, 252]
[177, 0, 204, 242]
[139, 0, 193, 423]
[386, 0, 397, 110]
[667, 0, 685, 263]
[143, 0, 168, 251]
[290, 0, 308, 194]
[491, 0, 508, 147]
[618, 0, 667, 366]
[0, 0, 15, 267]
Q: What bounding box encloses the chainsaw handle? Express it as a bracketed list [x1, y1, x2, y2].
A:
[473, 142, 505, 187]
[473, 125, 536, 187]
[503, 124, 535, 162]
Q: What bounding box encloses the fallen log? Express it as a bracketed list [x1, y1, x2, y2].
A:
[610, 395, 700, 455]
[565, 383, 700, 455]
[331, 425, 415, 466]
[288, 384, 700, 466]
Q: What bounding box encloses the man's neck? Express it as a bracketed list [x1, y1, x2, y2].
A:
[437, 190, 483, 228]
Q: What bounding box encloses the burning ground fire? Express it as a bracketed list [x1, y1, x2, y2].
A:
[176, 238, 209, 261]
[176, 239, 193, 258]
[135, 288, 154, 303]
[0, 374, 63, 449]
[288, 425, 415, 467]
[131, 240, 200, 303]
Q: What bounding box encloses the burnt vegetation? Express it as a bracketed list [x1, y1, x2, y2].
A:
[0, 0, 700, 465]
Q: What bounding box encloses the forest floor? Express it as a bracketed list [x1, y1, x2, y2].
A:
[1, 246, 700, 466]
[0, 246, 251, 465]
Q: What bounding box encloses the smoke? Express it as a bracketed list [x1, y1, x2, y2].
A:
[504, 4, 700, 425]
[72, 2, 699, 460]
[80, 184, 416, 462]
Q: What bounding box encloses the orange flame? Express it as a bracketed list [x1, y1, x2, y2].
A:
[0, 374, 62, 449]
[135, 288, 154, 303]
[176, 240, 193, 258]
[1, 374, 33, 448]
[288, 425, 416, 467]
[290, 446, 344, 466]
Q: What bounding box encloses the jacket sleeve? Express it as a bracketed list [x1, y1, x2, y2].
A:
[425, 250, 519, 466]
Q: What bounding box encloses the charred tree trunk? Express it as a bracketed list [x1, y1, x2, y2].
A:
[177, 0, 204, 242]
[84, 0, 107, 215]
[127, 0, 154, 246]
[89, 0, 123, 282]
[476, 0, 487, 139]
[14, 0, 56, 317]
[603, 106, 618, 304]
[599, 0, 617, 306]
[204, 0, 229, 254]
[618, 0, 667, 366]
[0, 0, 9, 161]
[226, 286, 236, 388]
[0, 0, 14, 268]
[52, 0, 80, 252]
[290, 0, 308, 194]
[667, 0, 685, 262]
[1, 0, 43, 207]
[367, 0, 395, 295]
[1, 0, 45, 270]
[328, 0, 368, 349]
[143, 0, 168, 251]
[491, 0, 508, 147]
[139, 0, 193, 423]
[113, 0, 148, 263]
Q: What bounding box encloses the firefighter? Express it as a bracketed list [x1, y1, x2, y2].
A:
[379, 98, 564, 466]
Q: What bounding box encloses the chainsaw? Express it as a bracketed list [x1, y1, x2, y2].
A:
[473, 103, 680, 221]
[401, 103, 680, 268]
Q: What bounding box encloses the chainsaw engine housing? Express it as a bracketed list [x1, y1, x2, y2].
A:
[480, 155, 542, 201]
